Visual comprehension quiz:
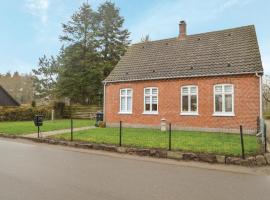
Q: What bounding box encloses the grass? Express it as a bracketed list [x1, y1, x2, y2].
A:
[52, 127, 261, 156]
[0, 119, 95, 135]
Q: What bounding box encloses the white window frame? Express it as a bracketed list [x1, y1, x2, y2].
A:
[143, 87, 158, 115]
[180, 85, 199, 116]
[213, 84, 235, 117]
[119, 88, 133, 114]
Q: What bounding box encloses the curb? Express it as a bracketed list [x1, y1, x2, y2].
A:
[0, 133, 269, 167]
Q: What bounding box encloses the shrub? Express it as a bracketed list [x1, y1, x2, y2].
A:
[264, 115, 270, 120]
[53, 101, 66, 118]
[0, 106, 52, 122]
[31, 101, 36, 107]
[98, 121, 106, 128]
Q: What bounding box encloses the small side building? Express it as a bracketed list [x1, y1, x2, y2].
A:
[0, 85, 20, 106]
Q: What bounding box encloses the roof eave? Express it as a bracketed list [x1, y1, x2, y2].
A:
[103, 71, 264, 84]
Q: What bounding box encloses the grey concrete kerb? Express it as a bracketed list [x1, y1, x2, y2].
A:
[23, 126, 96, 138]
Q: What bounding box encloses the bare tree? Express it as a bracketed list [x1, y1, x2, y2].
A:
[263, 75, 270, 102]
[141, 34, 151, 42]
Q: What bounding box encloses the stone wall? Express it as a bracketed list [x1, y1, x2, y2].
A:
[1, 133, 269, 167]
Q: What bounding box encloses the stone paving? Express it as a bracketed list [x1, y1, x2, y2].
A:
[23, 126, 96, 138]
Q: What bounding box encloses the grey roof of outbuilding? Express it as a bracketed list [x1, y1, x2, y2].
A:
[0, 85, 20, 106]
[104, 25, 263, 83]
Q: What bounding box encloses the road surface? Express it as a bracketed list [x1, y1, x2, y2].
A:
[0, 138, 269, 200]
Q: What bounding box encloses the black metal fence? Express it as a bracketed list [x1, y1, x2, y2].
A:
[263, 122, 268, 153]
[65, 120, 267, 157]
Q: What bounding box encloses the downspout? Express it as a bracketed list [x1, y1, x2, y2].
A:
[255, 72, 262, 119]
[103, 82, 107, 122]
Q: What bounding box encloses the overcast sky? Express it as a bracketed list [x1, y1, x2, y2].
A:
[0, 0, 269, 74]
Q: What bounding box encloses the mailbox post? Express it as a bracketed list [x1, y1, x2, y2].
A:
[34, 115, 43, 138]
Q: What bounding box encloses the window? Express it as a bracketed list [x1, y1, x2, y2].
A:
[144, 87, 158, 114]
[213, 84, 234, 116]
[119, 88, 132, 114]
[181, 86, 198, 115]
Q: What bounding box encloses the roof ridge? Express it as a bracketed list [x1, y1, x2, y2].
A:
[132, 24, 255, 46]
[188, 24, 254, 37]
[133, 37, 177, 46]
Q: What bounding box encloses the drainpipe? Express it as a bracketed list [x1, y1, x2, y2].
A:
[103, 82, 107, 122]
[255, 72, 262, 119]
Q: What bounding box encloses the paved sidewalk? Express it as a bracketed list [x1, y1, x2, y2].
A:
[24, 126, 96, 138]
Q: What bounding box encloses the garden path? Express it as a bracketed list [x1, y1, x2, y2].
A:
[23, 126, 96, 138]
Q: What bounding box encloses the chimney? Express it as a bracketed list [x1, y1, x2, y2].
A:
[179, 20, 186, 39]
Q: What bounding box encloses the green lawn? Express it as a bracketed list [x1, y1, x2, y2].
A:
[52, 127, 261, 156]
[0, 119, 95, 135]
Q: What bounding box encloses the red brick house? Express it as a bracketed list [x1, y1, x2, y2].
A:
[103, 21, 263, 133]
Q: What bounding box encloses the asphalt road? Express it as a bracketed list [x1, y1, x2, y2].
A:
[0, 138, 269, 200]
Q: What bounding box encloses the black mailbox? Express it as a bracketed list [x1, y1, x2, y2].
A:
[95, 112, 103, 126]
[34, 115, 43, 127]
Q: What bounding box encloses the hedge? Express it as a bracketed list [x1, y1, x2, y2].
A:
[0, 106, 52, 122]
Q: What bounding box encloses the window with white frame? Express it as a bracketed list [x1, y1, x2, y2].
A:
[214, 84, 234, 116]
[144, 87, 158, 114]
[181, 85, 198, 115]
[119, 88, 132, 114]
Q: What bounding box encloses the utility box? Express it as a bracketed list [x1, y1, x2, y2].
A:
[160, 118, 167, 132]
[95, 112, 104, 127]
[34, 115, 43, 127]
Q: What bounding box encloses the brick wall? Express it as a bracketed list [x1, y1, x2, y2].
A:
[105, 74, 260, 133]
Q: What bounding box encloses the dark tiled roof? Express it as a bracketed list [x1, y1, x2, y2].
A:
[104, 25, 263, 83]
[0, 85, 20, 106]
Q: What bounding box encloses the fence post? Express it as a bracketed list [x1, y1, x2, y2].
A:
[168, 123, 172, 151]
[264, 123, 267, 153]
[37, 126, 40, 139]
[257, 116, 260, 134]
[71, 118, 73, 141]
[240, 125, 245, 159]
[119, 121, 122, 146]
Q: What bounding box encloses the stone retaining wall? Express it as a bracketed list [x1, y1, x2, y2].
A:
[0, 133, 269, 167]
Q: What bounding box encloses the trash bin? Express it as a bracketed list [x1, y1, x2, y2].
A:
[95, 112, 103, 127]
[34, 115, 44, 127]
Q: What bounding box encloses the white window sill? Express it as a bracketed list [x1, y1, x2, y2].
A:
[180, 112, 199, 116]
[118, 112, 132, 115]
[212, 113, 235, 117]
[142, 112, 159, 115]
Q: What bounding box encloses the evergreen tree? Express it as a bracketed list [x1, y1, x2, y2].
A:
[13, 71, 20, 78]
[32, 55, 59, 99]
[32, 1, 130, 105]
[97, 1, 130, 76]
[5, 72, 11, 77]
[57, 3, 102, 104]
